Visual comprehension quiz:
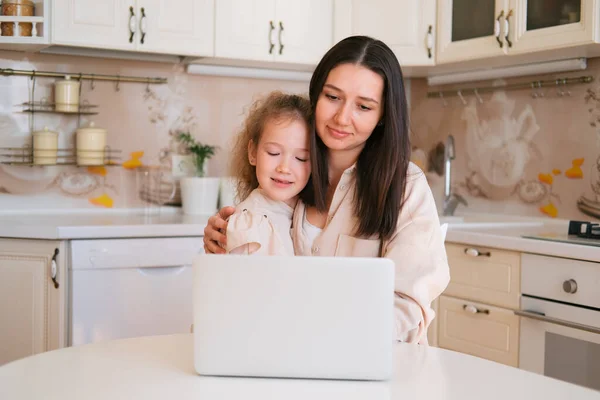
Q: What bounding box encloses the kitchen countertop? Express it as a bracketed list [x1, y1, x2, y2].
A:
[0, 210, 210, 240]
[0, 209, 597, 263]
[2, 334, 598, 400]
[442, 214, 600, 263]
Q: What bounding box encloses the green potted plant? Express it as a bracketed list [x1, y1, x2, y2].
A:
[176, 132, 218, 177]
[176, 132, 221, 215]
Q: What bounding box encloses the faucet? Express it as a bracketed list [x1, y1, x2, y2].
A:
[443, 134, 467, 216]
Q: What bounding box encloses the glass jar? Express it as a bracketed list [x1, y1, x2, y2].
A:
[1, 0, 35, 37]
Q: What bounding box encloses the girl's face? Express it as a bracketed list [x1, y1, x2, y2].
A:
[315, 63, 384, 161]
[249, 117, 311, 206]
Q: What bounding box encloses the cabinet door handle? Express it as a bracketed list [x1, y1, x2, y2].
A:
[463, 304, 489, 314]
[128, 6, 136, 43]
[51, 248, 59, 289]
[268, 20, 275, 54]
[494, 10, 504, 48]
[278, 21, 285, 55]
[139, 7, 147, 45]
[426, 25, 433, 59]
[504, 9, 513, 48]
[464, 247, 491, 257]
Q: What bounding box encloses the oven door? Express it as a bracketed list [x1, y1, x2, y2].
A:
[517, 296, 600, 391]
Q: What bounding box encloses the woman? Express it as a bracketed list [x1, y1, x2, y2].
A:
[204, 36, 449, 344]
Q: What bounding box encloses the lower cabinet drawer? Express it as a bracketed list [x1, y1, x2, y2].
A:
[445, 243, 520, 309]
[438, 295, 519, 367]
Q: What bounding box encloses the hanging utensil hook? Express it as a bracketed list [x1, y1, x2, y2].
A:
[474, 89, 483, 104]
[439, 92, 448, 107]
[457, 90, 467, 105]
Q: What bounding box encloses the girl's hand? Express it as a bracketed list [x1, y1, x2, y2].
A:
[203, 206, 236, 254]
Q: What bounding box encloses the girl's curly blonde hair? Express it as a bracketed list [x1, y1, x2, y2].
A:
[230, 91, 312, 202]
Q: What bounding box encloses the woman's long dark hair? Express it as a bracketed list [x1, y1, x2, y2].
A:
[301, 36, 410, 241]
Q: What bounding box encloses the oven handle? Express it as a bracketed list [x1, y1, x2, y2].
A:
[514, 310, 600, 335]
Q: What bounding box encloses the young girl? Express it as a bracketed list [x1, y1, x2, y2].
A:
[226, 91, 312, 255]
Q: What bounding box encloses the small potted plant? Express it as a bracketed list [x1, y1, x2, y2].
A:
[176, 132, 220, 215]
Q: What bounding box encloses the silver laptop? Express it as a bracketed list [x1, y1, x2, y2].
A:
[192, 254, 395, 381]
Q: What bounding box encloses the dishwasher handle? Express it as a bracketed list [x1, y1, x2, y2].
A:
[137, 265, 188, 277]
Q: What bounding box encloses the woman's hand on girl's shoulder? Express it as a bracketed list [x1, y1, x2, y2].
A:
[203, 206, 236, 254]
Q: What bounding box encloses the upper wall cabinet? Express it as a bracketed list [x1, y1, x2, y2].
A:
[214, 0, 333, 65]
[437, 0, 508, 64]
[51, 0, 214, 57]
[334, 0, 437, 66]
[437, 0, 599, 64]
[508, 0, 597, 54]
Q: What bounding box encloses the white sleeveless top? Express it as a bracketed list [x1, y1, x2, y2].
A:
[302, 209, 322, 248]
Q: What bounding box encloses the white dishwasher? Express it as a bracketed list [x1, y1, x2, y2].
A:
[69, 237, 203, 346]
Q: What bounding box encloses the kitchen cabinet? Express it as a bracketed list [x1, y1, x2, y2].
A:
[0, 234, 203, 366]
[508, 0, 596, 55]
[437, 0, 599, 64]
[135, 0, 214, 56]
[0, 239, 67, 365]
[334, 0, 437, 66]
[438, 295, 520, 367]
[444, 242, 520, 309]
[215, 0, 333, 65]
[437, 0, 507, 63]
[433, 243, 521, 366]
[51, 0, 214, 57]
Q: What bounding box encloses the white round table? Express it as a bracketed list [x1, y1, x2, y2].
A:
[1, 334, 598, 400]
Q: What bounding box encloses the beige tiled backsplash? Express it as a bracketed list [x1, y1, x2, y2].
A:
[2, 49, 600, 220]
[411, 58, 600, 222]
[0, 51, 306, 211]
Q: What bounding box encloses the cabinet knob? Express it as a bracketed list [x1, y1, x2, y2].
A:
[562, 279, 577, 294]
[50, 248, 59, 289]
[268, 21, 275, 54]
[495, 10, 504, 48]
[464, 248, 491, 257]
[128, 6, 136, 43]
[463, 304, 489, 315]
[278, 21, 285, 55]
[426, 25, 433, 59]
[504, 9, 513, 47]
[139, 7, 147, 45]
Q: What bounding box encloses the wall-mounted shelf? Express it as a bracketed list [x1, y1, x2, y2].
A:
[1, 66, 166, 168]
[0, 145, 122, 167]
[18, 101, 99, 115]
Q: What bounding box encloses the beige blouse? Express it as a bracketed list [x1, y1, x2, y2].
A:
[226, 189, 295, 256]
[291, 162, 450, 343]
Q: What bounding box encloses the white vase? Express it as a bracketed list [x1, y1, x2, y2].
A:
[180, 177, 220, 215]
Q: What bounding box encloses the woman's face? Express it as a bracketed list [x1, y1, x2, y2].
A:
[315, 63, 384, 159]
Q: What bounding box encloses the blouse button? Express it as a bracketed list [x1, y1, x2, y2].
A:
[312, 246, 319, 255]
[340, 185, 346, 191]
